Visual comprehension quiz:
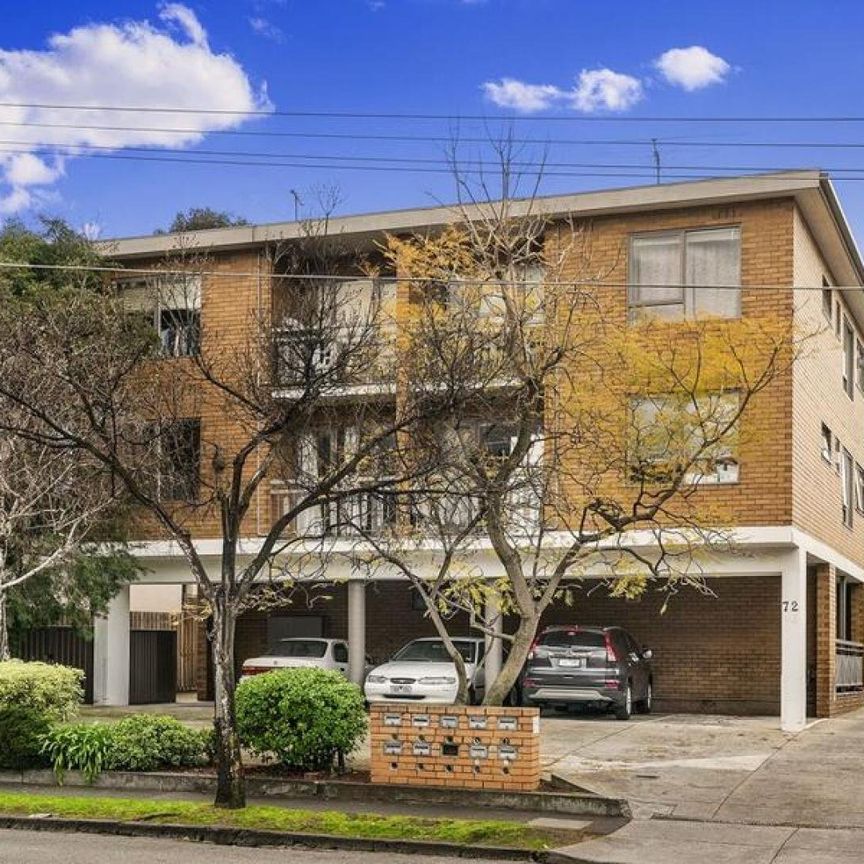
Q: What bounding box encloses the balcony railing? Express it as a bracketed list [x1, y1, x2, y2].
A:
[835, 639, 864, 694]
[269, 480, 397, 538]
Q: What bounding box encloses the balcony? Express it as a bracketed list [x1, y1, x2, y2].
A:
[269, 479, 397, 538]
[835, 639, 864, 694]
[271, 327, 396, 400]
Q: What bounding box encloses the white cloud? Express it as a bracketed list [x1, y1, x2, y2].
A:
[248, 16, 284, 42]
[481, 78, 564, 113]
[0, 4, 270, 213]
[159, 2, 208, 47]
[571, 68, 642, 112]
[482, 67, 642, 114]
[655, 46, 730, 91]
[81, 221, 102, 240]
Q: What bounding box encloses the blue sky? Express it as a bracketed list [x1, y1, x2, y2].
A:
[3, 0, 864, 239]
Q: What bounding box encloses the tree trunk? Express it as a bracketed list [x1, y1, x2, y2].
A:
[0, 588, 9, 662]
[211, 596, 245, 808]
[483, 617, 537, 706]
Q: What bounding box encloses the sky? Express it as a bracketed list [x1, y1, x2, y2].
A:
[3, 0, 864, 240]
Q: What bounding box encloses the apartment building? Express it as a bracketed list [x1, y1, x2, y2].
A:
[98, 170, 864, 731]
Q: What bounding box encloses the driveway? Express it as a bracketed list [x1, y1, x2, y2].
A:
[544, 707, 864, 828]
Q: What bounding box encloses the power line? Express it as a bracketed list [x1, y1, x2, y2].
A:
[7, 101, 864, 122]
[7, 119, 864, 150]
[0, 147, 852, 181]
[11, 138, 864, 176]
[0, 259, 859, 292]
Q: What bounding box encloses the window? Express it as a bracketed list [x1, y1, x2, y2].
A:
[836, 575, 854, 641]
[159, 308, 200, 357]
[821, 424, 834, 464]
[858, 341, 864, 395]
[118, 276, 201, 358]
[628, 227, 740, 322]
[822, 278, 833, 321]
[856, 464, 864, 514]
[332, 643, 349, 664]
[630, 391, 740, 485]
[159, 419, 201, 501]
[841, 447, 854, 527]
[843, 317, 855, 398]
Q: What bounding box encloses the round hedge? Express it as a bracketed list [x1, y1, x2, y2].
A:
[236, 668, 367, 771]
[0, 705, 52, 770]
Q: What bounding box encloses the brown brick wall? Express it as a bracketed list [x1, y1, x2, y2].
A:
[549, 198, 795, 530]
[539, 576, 781, 715]
[369, 703, 540, 791]
[792, 207, 864, 561]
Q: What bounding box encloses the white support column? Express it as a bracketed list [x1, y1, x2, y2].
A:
[347, 578, 367, 686]
[93, 584, 130, 706]
[781, 546, 808, 732]
[484, 595, 504, 691]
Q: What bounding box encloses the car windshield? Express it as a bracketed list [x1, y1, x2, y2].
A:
[267, 639, 328, 658]
[392, 640, 476, 663]
[539, 630, 606, 649]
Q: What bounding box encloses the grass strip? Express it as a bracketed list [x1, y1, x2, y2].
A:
[0, 791, 562, 850]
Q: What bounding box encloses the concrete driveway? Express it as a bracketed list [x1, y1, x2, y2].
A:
[544, 707, 864, 828]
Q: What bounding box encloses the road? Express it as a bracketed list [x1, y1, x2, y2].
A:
[0, 829, 507, 863]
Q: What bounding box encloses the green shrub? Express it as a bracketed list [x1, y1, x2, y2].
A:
[236, 668, 367, 772]
[0, 705, 52, 770]
[0, 660, 83, 721]
[42, 723, 113, 783]
[106, 715, 209, 772]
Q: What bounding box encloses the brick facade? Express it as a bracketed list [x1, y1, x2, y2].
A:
[369, 703, 540, 791]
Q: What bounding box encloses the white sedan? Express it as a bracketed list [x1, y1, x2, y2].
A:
[241, 637, 353, 680]
[364, 637, 486, 704]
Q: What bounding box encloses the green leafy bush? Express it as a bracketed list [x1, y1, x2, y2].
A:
[42, 723, 113, 783]
[0, 705, 52, 770]
[106, 715, 209, 772]
[0, 660, 83, 721]
[236, 668, 367, 772]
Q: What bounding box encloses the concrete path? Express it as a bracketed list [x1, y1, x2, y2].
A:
[542, 712, 791, 820]
[546, 707, 864, 828]
[555, 820, 864, 864]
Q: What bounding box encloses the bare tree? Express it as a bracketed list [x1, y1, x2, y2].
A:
[0, 217, 450, 807]
[351, 138, 803, 707]
[0, 427, 120, 659]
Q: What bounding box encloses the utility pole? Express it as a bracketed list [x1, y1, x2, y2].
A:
[290, 188, 303, 221]
[651, 138, 661, 185]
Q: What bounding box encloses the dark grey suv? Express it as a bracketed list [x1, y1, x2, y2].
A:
[521, 626, 653, 720]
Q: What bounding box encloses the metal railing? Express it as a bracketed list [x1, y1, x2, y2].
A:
[835, 639, 864, 693]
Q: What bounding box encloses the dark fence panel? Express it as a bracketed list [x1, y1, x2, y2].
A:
[129, 629, 177, 705]
[11, 628, 95, 704]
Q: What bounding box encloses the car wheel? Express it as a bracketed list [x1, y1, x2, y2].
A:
[615, 682, 633, 721]
[638, 680, 653, 715]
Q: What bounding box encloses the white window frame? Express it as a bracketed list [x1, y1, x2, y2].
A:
[628, 226, 742, 322]
[843, 316, 855, 398]
[841, 447, 854, 528]
[821, 423, 834, 464]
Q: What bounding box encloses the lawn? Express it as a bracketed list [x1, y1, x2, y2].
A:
[0, 791, 572, 850]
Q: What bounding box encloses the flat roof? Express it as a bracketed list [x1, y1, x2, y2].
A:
[100, 170, 864, 289]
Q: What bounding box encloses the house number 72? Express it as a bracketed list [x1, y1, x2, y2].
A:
[782, 600, 800, 612]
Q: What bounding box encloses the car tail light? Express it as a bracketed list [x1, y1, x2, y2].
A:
[604, 632, 620, 665]
[242, 665, 269, 676]
[604, 679, 622, 690]
[527, 638, 540, 660]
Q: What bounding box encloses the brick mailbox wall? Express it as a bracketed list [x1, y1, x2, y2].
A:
[369, 703, 540, 791]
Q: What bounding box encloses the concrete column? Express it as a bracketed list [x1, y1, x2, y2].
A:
[781, 547, 808, 732]
[93, 584, 130, 706]
[815, 564, 837, 718]
[484, 595, 504, 691]
[347, 578, 367, 686]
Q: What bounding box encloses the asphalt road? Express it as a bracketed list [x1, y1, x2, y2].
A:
[0, 829, 507, 863]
